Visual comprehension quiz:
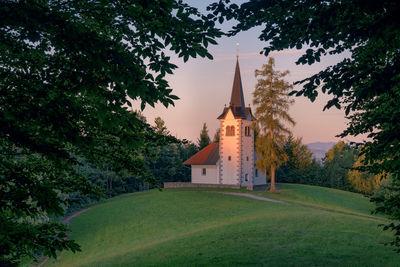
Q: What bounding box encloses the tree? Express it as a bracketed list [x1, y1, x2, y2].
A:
[322, 141, 357, 190]
[253, 58, 295, 192]
[0, 1, 221, 264]
[198, 123, 211, 150]
[347, 155, 387, 195]
[154, 117, 169, 135]
[209, 0, 400, 250]
[278, 135, 315, 184]
[213, 128, 220, 143]
[146, 117, 195, 185]
[371, 178, 400, 252]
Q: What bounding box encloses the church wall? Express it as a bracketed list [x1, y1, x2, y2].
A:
[219, 110, 240, 185]
[191, 165, 219, 184]
[253, 151, 267, 185]
[240, 119, 254, 186]
[254, 167, 267, 185]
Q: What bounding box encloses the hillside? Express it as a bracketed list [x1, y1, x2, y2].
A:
[46, 184, 400, 267]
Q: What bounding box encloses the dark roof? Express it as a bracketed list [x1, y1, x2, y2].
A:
[217, 106, 256, 120]
[230, 58, 246, 114]
[183, 142, 219, 165]
[217, 58, 255, 120]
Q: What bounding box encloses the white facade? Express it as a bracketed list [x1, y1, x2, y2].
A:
[240, 116, 254, 187]
[186, 58, 267, 188]
[218, 109, 266, 187]
[219, 109, 240, 185]
[191, 163, 220, 184]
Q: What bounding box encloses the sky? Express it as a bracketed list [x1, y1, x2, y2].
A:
[138, 1, 364, 144]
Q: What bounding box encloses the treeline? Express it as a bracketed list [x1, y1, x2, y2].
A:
[277, 137, 386, 195]
[75, 115, 211, 202]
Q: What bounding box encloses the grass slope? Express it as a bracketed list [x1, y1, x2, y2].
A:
[47, 184, 400, 267]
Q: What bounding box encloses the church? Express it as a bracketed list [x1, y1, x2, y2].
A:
[184, 59, 267, 189]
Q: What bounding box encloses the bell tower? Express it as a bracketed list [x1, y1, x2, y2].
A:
[217, 58, 255, 187]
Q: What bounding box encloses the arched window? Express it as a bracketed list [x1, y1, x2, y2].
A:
[226, 125, 235, 136]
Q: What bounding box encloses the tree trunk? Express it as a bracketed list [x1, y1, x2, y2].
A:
[270, 165, 276, 192]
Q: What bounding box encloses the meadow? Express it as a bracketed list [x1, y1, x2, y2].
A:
[47, 184, 400, 266]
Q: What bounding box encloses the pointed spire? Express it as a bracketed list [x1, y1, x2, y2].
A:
[229, 58, 246, 117]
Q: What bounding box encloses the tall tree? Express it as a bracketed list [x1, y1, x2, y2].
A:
[323, 141, 357, 190]
[253, 58, 295, 192]
[210, 0, 400, 250]
[278, 135, 315, 184]
[213, 128, 220, 143]
[0, 1, 221, 264]
[198, 123, 211, 150]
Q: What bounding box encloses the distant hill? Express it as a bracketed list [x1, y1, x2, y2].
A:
[307, 142, 336, 162]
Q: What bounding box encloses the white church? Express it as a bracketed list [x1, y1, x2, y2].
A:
[184, 59, 267, 188]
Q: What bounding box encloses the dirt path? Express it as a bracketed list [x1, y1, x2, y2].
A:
[63, 208, 89, 223]
[222, 192, 285, 203]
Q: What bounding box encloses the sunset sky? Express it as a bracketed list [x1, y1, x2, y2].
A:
[139, 1, 364, 144]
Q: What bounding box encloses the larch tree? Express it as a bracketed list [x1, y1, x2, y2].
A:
[209, 0, 400, 251]
[253, 58, 295, 192]
[198, 123, 211, 150]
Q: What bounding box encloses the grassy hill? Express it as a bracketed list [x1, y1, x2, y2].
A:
[46, 184, 400, 266]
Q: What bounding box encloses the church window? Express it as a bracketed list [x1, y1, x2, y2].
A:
[245, 126, 251, 136]
[228, 156, 231, 161]
[202, 168, 206, 175]
[226, 125, 235, 136]
[255, 169, 258, 177]
[245, 174, 248, 182]
[246, 156, 249, 161]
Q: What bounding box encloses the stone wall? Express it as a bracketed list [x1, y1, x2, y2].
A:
[163, 182, 240, 189]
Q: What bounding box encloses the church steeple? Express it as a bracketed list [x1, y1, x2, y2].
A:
[229, 58, 246, 117]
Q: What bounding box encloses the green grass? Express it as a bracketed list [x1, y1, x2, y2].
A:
[47, 184, 400, 267]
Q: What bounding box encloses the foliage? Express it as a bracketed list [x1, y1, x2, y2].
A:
[322, 141, 357, 191]
[253, 58, 295, 192]
[348, 155, 387, 195]
[154, 117, 170, 135]
[197, 123, 211, 150]
[75, 159, 148, 200]
[213, 128, 220, 143]
[209, 0, 400, 250]
[372, 178, 400, 252]
[278, 135, 320, 185]
[46, 186, 400, 266]
[146, 117, 198, 185]
[0, 0, 221, 264]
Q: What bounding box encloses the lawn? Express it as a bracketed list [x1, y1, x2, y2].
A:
[46, 184, 400, 266]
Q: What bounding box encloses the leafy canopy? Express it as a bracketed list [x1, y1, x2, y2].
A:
[0, 0, 221, 264]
